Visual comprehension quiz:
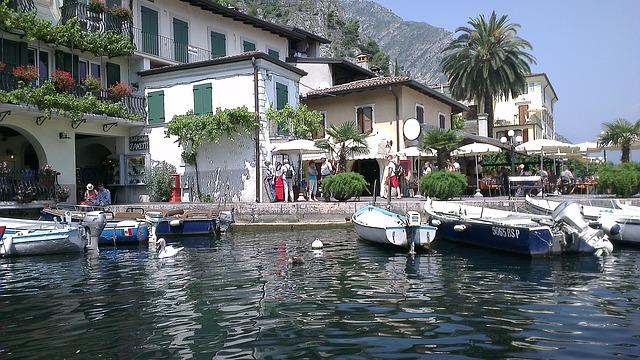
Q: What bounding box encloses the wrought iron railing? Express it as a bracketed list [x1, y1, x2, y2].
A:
[0, 171, 56, 202]
[132, 26, 213, 63]
[0, 72, 147, 120]
[59, 1, 132, 37]
[7, 0, 36, 13]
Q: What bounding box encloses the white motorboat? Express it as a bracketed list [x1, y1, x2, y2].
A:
[525, 196, 640, 245]
[352, 204, 437, 253]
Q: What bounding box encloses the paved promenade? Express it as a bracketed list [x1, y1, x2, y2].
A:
[106, 194, 640, 227]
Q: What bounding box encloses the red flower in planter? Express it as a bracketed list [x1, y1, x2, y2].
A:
[108, 81, 132, 99]
[12, 65, 38, 83]
[52, 69, 75, 91]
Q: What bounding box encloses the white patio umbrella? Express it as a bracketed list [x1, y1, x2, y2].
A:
[516, 139, 579, 174]
[451, 143, 503, 195]
[398, 146, 437, 157]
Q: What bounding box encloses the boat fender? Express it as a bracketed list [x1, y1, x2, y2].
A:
[312, 238, 323, 249]
[453, 224, 467, 232]
[600, 218, 621, 236]
[169, 219, 183, 227]
[430, 219, 441, 227]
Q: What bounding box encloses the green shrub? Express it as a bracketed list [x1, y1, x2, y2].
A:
[420, 170, 467, 200]
[146, 161, 177, 202]
[597, 162, 640, 197]
[321, 172, 370, 201]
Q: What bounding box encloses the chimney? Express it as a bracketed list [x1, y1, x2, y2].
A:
[356, 53, 369, 70]
[370, 65, 381, 76]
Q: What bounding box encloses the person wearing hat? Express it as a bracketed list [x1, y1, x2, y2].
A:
[82, 183, 98, 205]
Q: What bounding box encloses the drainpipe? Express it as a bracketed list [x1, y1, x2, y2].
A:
[389, 86, 400, 153]
[253, 57, 261, 203]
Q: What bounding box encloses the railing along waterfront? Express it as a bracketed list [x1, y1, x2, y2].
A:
[0, 73, 146, 120]
[132, 27, 213, 63]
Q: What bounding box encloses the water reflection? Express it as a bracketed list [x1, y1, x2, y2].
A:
[0, 229, 638, 358]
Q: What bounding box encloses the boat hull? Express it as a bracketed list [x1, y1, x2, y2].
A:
[352, 205, 437, 249]
[1, 228, 86, 257]
[98, 220, 150, 246]
[154, 218, 218, 237]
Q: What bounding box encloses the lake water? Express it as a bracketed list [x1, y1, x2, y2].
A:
[1, 228, 639, 359]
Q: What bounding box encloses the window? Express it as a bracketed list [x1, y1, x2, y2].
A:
[210, 31, 226, 58]
[267, 48, 279, 60]
[193, 83, 212, 115]
[522, 82, 528, 94]
[90, 63, 100, 78]
[55, 50, 79, 81]
[106, 62, 120, 87]
[416, 104, 424, 124]
[243, 40, 256, 52]
[313, 112, 326, 139]
[438, 112, 446, 129]
[275, 82, 288, 135]
[28, 48, 49, 85]
[147, 90, 165, 125]
[356, 106, 373, 134]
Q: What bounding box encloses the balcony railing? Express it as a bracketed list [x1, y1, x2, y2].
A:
[60, 1, 132, 37]
[7, 0, 35, 13]
[0, 172, 55, 202]
[0, 72, 146, 120]
[132, 27, 213, 63]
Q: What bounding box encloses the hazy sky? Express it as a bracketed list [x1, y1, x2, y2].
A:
[374, 0, 640, 162]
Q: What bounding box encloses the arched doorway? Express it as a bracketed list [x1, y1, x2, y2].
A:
[352, 159, 381, 196]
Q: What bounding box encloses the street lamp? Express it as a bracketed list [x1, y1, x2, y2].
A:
[500, 130, 523, 175]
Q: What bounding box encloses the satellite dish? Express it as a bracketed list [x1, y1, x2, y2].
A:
[403, 118, 421, 141]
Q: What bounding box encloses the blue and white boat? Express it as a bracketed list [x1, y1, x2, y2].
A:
[40, 204, 150, 246]
[351, 205, 437, 253]
[424, 199, 613, 257]
[146, 209, 234, 237]
[0, 212, 107, 257]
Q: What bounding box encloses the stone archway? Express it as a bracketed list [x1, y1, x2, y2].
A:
[351, 159, 381, 196]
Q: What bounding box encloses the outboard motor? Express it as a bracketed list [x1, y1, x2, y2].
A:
[217, 211, 235, 233]
[551, 201, 613, 255]
[405, 211, 422, 255]
[82, 211, 107, 252]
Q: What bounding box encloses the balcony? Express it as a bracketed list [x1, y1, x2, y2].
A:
[0, 73, 146, 121]
[60, 1, 132, 37]
[132, 27, 213, 64]
[6, 0, 35, 13]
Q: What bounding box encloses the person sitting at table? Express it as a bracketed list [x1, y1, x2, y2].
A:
[82, 183, 98, 205]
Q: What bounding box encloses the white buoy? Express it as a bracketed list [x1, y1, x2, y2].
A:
[312, 238, 323, 249]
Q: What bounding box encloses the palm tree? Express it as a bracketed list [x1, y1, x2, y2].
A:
[419, 128, 463, 170]
[441, 11, 536, 138]
[598, 118, 640, 163]
[314, 121, 370, 173]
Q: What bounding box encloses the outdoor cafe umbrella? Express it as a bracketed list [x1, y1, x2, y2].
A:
[451, 142, 502, 195]
[515, 139, 579, 175]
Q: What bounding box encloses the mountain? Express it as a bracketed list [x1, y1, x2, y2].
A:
[337, 0, 451, 85]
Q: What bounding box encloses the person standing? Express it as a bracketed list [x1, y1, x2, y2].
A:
[263, 160, 276, 202]
[96, 183, 111, 206]
[306, 161, 318, 201]
[281, 159, 295, 202]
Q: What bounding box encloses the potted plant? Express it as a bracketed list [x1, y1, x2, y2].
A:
[88, 0, 107, 14]
[82, 76, 102, 93]
[109, 5, 133, 20]
[52, 69, 75, 92]
[55, 187, 70, 203]
[15, 185, 35, 203]
[108, 81, 132, 100]
[320, 172, 370, 201]
[0, 161, 12, 177]
[12, 65, 38, 85]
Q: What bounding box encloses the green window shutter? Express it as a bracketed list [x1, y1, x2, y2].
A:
[106, 62, 120, 87]
[173, 18, 188, 63]
[210, 31, 226, 58]
[243, 40, 256, 52]
[193, 83, 212, 115]
[18, 41, 28, 66]
[276, 82, 288, 109]
[267, 49, 279, 60]
[141, 6, 159, 56]
[147, 90, 165, 125]
[2, 40, 19, 66]
[275, 82, 288, 135]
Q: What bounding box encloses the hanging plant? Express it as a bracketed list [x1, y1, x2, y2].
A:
[108, 81, 132, 99]
[82, 76, 102, 92]
[88, 0, 107, 14]
[12, 65, 38, 84]
[52, 69, 75, 91]
[109, 5, 132, 20]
